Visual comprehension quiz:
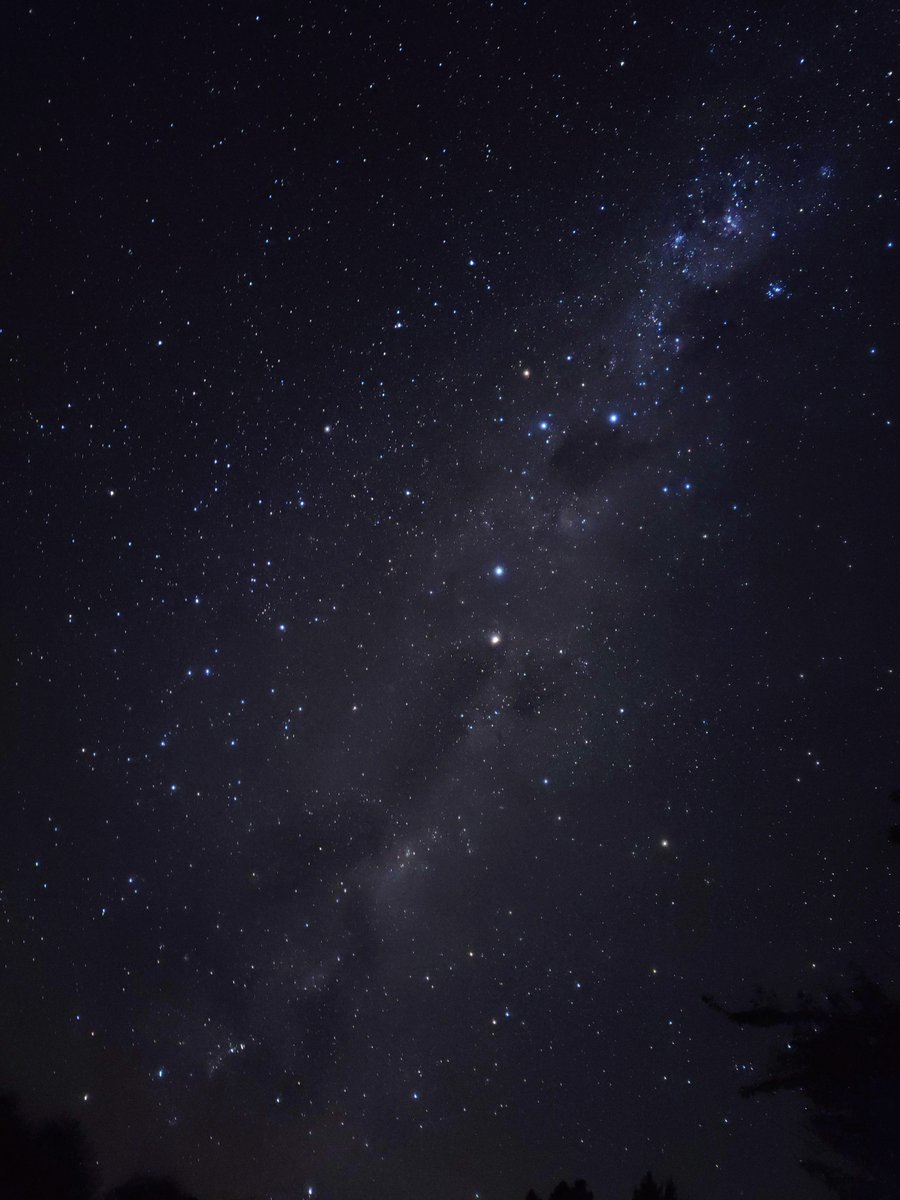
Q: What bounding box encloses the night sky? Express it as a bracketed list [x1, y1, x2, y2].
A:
[2, 3, 898, 1199]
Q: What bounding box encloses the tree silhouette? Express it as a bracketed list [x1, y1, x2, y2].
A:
[632, 1171, 679, 1200]
[527, 1180, 594, 1200]
[33, 1117, 96, 1200]
[0, 1092, 204, 1200]
[706, 978, 900, 1197]
[0, 1093, 96, 1199]
[0, 1094, 34, 1199]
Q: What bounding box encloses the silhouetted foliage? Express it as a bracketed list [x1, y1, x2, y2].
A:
[34, 1118, 96, 1200]
[528, 1180, 594, 1200]
[0, 1095, 32, 1198]
[0, 1093, 204, 1200]
[707, 978, 900, 1198]
[106, 1176, 199, 1200]
[632, 1171, 679, 1200]
[0, 1093, 96, 1199]
[528, 1175, 681, 1200]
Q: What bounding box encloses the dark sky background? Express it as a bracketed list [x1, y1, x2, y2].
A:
[2, 2, 898, 1198]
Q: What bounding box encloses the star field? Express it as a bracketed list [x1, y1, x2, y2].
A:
[2, 4, 898, 1199]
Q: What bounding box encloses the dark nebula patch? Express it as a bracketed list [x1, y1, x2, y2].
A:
[550, 425, 650, 495]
